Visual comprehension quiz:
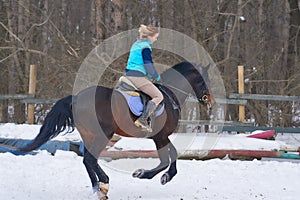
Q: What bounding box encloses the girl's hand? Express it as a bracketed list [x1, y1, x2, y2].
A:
[155, 75, 161, 81]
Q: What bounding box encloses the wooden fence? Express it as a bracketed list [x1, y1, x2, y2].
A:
[1, 64, 300, 133]
[1, 94, 300, 133]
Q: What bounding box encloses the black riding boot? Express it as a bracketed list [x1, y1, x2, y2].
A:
[134, 101, 157, 132]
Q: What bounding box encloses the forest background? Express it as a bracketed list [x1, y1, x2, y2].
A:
[0, 0, 299, 128]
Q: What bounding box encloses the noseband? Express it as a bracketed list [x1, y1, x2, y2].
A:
[199, 94, 210, 104]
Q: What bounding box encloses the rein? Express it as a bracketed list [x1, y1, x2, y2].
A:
[160, 82, 209, 105]
[157, 84, 180, 111]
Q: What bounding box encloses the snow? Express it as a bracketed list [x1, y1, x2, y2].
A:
[0, 123, 82, 141]
[0, 124, 300, 200]
[240, 16, 246, 21]
[0, 151, 300, 200]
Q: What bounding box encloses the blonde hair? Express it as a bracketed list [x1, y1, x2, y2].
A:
[139, 24, 159, 39]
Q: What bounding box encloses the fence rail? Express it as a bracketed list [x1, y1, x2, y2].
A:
[20, 98, 59, 104]
[187, 97, 247, 105]
[1, 94, 300, 134]
[221, 126, 300, 133]
[178, 120, 300, 133]
[179, 120, 254, 126]
[0, 94, 34, 100]
[229, 93, 300, 102]
[1, 96, 248, 105]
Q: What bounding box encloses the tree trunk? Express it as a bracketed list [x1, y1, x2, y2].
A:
[113, 0, 126, 32]
[286, 0, 300, 126]
[95, 0, 104, 44]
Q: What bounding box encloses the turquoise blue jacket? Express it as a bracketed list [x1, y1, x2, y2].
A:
[126, 39, 160, 81]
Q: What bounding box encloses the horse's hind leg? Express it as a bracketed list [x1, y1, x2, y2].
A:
[83, 148, 109, 199]
[82, 132, 112, 200]
[83, 148, 109, 186]
[83, 149, 98, 187]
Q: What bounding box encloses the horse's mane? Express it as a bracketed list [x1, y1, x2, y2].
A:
[162, 61, 209, 85]
[162, 61, 199, 76]
[161, 61, 210, 99]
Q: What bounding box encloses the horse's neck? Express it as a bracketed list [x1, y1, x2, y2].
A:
[161, 67, 194, 106]
[164, 82, 189, 106]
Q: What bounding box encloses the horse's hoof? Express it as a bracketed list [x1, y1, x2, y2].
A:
[93, 190, 108, 200]
[93, 182, 109, 200]
[99, 196, 108, 200]
[132, 169, 145, 178]
[95, 190, 109, 200]
[161, 173, 171, 185]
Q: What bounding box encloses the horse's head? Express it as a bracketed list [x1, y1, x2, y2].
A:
[162, 61, 215, 110]
[194, 63, 215, 110]
[190, 72, 215, 110]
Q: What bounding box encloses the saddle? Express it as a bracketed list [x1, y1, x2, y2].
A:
[117, 76, 140, 97]
[115, 76, 164, 117]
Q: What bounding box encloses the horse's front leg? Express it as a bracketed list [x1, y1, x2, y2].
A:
[160, 142, 178, 185]
[132, 136, 171, 180]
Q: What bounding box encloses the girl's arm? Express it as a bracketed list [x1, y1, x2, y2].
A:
[142, 48, 160, 81]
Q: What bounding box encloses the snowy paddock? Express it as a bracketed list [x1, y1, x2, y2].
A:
[1, 151, 300, 200]
[0, 124, 300, 200]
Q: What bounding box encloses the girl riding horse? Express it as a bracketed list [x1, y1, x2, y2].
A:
[17, 58, 213, 200]
[126, 24, 163, 132]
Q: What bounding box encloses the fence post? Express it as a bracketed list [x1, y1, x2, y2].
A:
[238, 65, 245, 122]
[28, 64, 37, 124]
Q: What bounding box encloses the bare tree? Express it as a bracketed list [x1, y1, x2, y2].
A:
[0, 0, 299, 125]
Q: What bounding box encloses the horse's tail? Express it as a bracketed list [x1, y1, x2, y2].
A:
[19, 95, 74, 152]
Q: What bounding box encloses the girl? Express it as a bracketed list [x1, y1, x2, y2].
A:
[126, 24, 163, 132]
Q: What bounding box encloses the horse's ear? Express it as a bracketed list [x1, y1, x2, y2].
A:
[196, 63, 209, 74]
[203, 63, 210, 74]
[197, 63, 210, 85]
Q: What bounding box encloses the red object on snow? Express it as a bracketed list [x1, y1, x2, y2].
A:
[246, 130, 276, 140]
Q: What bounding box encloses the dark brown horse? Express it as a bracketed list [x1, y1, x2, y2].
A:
[19, 61, 213, 200]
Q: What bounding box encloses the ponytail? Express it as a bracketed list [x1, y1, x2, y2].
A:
[139, 24, 159, 39]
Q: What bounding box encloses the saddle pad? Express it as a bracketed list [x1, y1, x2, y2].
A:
[119, 91, 164, 117]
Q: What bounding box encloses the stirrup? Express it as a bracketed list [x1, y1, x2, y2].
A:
[134, 119, 152, 132]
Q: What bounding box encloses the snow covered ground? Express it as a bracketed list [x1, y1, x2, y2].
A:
[0, 123, 300, 200]
[1, 151, 300, 200]
[0, 123, 81, 141]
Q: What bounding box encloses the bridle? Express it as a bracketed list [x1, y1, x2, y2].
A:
[159, 82, 212, 108]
